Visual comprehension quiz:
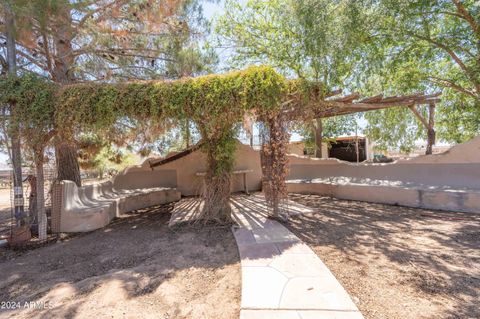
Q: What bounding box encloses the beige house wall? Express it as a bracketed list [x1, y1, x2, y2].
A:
[115, 142, 263, 196]
[287, 142, 329, 158]
[53, 136, 479, 234]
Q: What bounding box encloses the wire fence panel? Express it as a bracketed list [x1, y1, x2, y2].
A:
[0, 167, 56, 241]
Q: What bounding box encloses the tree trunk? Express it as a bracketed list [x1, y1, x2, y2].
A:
[51, 5, 82, 185]
[52, 5, 75, 84]
[314, 118, 323, 158]
[426, 128, 436, 155]
[55, 140, 81, 186]
[5, 2, 25, 224]
[260, 115, 289, 218]
[5, 3, 16, 75]
[34, 150, 47, 240]
[200, 152, 232, 224]
[426, 104, 436, 155]
[185, 120, 190, 148]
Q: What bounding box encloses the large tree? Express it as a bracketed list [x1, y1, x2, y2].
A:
[216, 0, 373, 156]
[0, 0, 26, 225]
[2, 0, 207, 185]
[361, 0, 479, 150]
[217, 0, 480, 153]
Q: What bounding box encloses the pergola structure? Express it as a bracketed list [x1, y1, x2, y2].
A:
[285, 90, 441, 155]
[3, 66, 444, 227]
[329, 91, 440, 155]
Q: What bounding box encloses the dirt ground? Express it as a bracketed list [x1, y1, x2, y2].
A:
[285, 194, 480, 319]
[0, 205, 241, 319]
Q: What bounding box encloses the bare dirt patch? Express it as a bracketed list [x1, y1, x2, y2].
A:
[284, 194, 480, 319]
[0, 205, 240, 319]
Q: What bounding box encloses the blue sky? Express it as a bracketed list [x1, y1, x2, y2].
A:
[203, 1, 224, 20]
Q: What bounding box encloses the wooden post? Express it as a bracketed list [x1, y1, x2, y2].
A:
[426, 103, 436, 155]
[355, 125, 359, 163]
[314, 118, 323, 158]
[408, 103, 436, 155]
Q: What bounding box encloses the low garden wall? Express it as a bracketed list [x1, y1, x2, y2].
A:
[287, 136, 480, 189]
[286, 136, 480, 213]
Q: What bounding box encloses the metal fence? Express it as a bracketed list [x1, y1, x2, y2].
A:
[0, 167, 56, 240]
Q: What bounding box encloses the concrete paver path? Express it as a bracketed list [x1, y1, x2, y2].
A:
[169, 194, 364, 318]
[231, 195, 364, 319]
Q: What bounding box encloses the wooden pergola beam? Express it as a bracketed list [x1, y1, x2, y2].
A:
[308, 98, 441, 119]
[295, 91, 440, 156]
[358, 94, 383, 103]
[302, 91, 442, 119]
[325, 89, 343, 98]
[286, 92, 441, 159]
[408, 105, 429, 129]
[331, 92, 361, 103]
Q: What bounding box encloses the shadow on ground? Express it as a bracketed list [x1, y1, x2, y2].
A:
[0, 204, 241, 319]
[284, 194, 480, 319]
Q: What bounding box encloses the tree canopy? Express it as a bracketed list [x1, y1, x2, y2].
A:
[216, 0, 480, 151]
[359, 0, 480, 147]
[216, 0, 373, 154]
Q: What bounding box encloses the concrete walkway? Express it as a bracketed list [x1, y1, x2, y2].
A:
[169, 194, 364, 318]
[231, 195, 364, 319]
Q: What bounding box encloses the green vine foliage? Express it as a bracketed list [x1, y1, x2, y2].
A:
[0, 73, 56, 153]
[1, 65, 321, 173]
[57, 66, 286, 128]
[56, 66, 292, 175]
[56, 65, 300, 222]
[2, 66, 322, 222]
[1, 66, 317, 164]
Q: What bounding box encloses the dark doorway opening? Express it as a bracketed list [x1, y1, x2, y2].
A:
[329, 137, 366, 162]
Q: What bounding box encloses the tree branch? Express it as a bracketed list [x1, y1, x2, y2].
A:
[0, 42, 47, 71]
[408, 31, 479, 92]
[451, 0, 480, 39]
[41, 31, 54, 76]
[428, 76, 477, 98]
[76, 0, 129, 29]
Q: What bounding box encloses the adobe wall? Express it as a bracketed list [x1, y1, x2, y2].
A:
[287, 136, 480, 189]
[111, 136, 479, 199]
[113, 169, 177, 190]
[287, 142, 329, 158]
[113, 142, 263, 196]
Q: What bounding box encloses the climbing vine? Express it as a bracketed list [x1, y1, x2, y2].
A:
[0, 73, 56, 147]
[0, 73, 57, 240]
[2, 66, 324, 223]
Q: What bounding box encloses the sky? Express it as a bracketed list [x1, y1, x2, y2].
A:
[203, 1, 224, 20]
